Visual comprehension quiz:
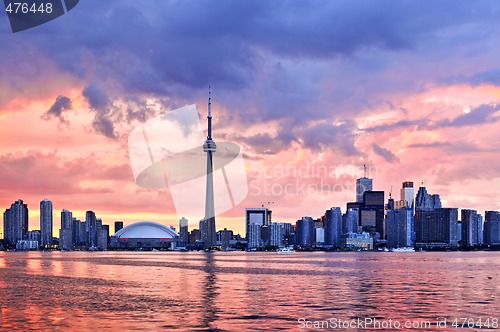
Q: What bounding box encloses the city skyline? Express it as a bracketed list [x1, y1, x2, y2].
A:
[1, 1, 500, 235]
[2, 176, 499, 238]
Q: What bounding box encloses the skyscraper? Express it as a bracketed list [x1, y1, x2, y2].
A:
[324, 207, 342, 248]
[296, 216, 315, 248]
[356, 177, 373, 203]
[343, 208, 359, 234]
[400, 181, 414, 209]
[361, 190, 385, 237]
[415, 184, 441, 211]
[114, 221, 124, 234]
[484, 211, 500, 246]
[461, 209, 478, 248]
[179, 217, 189, 244]
[86, 211, 97, 248]
[40, 199, 53, 248]
[386, 207, 414, 249]
[59, 209, 73, 250]
[61, 209, 73, 230]
[4, 199, 29, 248]
[200, 90, 217, 248]
[415, 208, 458, 250]
[245, 207, 271, 249]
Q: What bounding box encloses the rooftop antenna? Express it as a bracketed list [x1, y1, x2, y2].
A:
[364, 164, 367, 178]
[389, 185, 393, 199]
[207, 85, 212, 139]
[421, 179, 424, 186]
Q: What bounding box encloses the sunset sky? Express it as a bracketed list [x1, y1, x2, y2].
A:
[1, 1, 500, 235]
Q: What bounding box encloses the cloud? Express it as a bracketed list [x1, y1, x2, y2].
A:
[82, 84, 116, 138]
[372, 143, 399, 162]
[42, 96, 72, 123]
[299, 121, 359, 156]
[237, 131, 296, 155]
[435, 103, 500, 128]
[363, 119, 428, 133]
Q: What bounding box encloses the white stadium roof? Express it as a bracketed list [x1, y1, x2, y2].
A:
[113, 221, 178, 239]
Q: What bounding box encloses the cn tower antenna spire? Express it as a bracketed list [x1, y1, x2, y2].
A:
[207, 85, 212, 139]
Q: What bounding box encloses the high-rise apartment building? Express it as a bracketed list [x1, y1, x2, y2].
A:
[179, 217, 189, 244]
[3, 199, 29, 248]
[324, 207, 342, 248]
[40, 199, 53, 248]
[59, 209, 73, 250]
[86, 211, 97, 248]
[296, 216, 315, 248]
[461, 209, 478, 248]
[484, 211, 500, 246]
[245, 208, 272, 249]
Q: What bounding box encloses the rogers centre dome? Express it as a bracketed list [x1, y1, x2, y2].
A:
[110, 221, 179, 249]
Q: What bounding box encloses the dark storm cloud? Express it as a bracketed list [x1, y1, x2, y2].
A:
[2, 0, 500, 144]
[82, 84, 116, 138]
[42, 95, 72, 122]
[372, 144, 399, 162]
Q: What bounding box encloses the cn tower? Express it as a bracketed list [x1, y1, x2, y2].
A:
[201, 88, 217, 248]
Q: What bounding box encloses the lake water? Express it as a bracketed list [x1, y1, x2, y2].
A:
[0, 251, 498, 331]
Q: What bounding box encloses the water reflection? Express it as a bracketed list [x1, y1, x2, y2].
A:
[201, 252, 219, 330]
[0, 251, 498, 331]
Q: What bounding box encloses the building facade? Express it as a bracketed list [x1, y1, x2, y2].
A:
[40, 199, 53, 248]
[245, 208, 271, 249]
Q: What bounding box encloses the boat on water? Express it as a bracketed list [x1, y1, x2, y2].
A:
[389, 247, 415, 252]
[277, 247, 295, 254]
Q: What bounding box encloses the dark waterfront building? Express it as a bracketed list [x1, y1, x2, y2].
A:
[114, 221, 124, 234]
[40, 199, 53, 248]
[179, 217, 189, 244]
[386, 207, 414, 249]
[217, 228, 233, 250]
[86, 211, 97, 248]
[79, 221, 86, 247]
[3, 199, 29, 248]
[361, 190, 385, 237]
[102, 224, 110, 247]
[71, 218, 80, 247]
[324, 207, 342, 248]
[342, 208, 359, 234]
[461, 209, 479, 248]
[296, 217, 315, 248]
[245, 208, 271, 249]
[97, 228, 108, 250]
[190, 229, 201, 243]
[415, 208, 458, 250]
[484, 211, 500, 246]
[59, 209, 73, 250]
